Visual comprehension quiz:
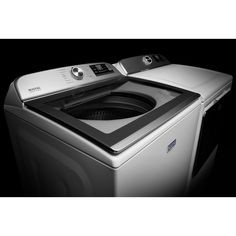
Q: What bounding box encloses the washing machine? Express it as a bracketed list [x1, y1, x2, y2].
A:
[114, 54, 233, 193]
[4, 62, 202, 196]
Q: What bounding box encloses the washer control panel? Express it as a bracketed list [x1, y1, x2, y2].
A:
[16, 62, 120, 101]
[90, 63, 114, 76]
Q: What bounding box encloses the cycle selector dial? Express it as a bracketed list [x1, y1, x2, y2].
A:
[71, 66, 84, 80]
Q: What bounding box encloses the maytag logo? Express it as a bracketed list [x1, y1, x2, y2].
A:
[142, 55, 153, 65]
[167, 139, 176, 153]
[28, 87, 41, 92]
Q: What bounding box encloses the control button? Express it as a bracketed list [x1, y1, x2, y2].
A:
[71, 66, 84, 80]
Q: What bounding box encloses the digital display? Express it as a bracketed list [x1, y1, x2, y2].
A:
[90, 64, 114, 76]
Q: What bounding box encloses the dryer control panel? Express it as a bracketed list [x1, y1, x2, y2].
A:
[16, 63, 121, 101]
[117, 54, 170, 75]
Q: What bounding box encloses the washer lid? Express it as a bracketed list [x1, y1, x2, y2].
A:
[25, 77, 200, 155]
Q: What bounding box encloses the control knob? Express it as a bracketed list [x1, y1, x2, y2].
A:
[71, 66, 84, 80]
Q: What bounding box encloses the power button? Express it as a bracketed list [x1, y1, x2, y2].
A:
[71, 66, 84, 80]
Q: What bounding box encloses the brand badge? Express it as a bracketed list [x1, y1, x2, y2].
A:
[167, 139, 176, 153]
[28, 87, 41, 92]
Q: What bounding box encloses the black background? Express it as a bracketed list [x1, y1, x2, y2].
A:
[1, 39, 235, 197]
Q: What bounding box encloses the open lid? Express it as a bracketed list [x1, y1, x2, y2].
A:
[25, 76, 200, 154]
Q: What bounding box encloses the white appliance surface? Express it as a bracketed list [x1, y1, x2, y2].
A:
[5, 61, 203, 196]
[128, 64, 232, 107]
[5, 96, 201, 196]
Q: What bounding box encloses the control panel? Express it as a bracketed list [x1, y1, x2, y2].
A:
[118, 54, 170, 75]
[16, 63, 120, 101]
[90, 63, 114, 76]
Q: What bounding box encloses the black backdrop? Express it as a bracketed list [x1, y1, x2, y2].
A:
[1, 39, 235, 196]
